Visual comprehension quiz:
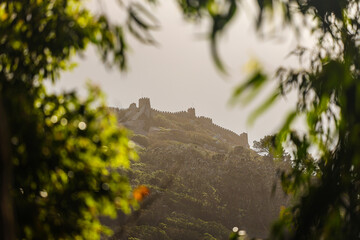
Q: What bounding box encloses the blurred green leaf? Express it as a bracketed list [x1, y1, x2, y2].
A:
[248, 91, 279, 125]
[231, 70, 267, 105]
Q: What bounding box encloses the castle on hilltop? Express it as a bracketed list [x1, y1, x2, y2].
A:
[109, 98, 249, 148]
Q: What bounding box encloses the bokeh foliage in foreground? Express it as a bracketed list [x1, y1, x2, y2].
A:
[231, 0, 360, 239]
[0, 1, 140, 239]
[178, 0, 360, 238]
[9, 85, 137, 239]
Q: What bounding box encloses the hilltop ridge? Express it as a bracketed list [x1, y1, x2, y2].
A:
[109, 98, 249, 150]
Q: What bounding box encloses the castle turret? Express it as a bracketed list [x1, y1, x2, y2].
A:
[187, 108, 195, 118]
[139, 97, 151, 110]
[239, 132, 249, 148]
[138, 97, 151, 118]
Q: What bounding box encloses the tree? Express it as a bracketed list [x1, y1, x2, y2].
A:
[253, 135, 290, 162]
[253, 135, 276, 159]
[252, 135, 272, 156]
[176, 0, 360, 239]
[228, 1, 360, 239]
[255, 1, 360, 239]
[0, 1, 151, 239]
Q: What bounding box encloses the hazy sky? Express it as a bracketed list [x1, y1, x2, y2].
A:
[53, 0, 313, 144]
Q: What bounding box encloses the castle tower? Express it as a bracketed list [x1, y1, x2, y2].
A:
[239, 132, 249, 148]
[187, 108, 195, 118]
[138, 97, 151, 118]
[139, 97, 151, 109]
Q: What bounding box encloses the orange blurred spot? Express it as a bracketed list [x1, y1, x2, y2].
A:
[133, 185, 150, 202]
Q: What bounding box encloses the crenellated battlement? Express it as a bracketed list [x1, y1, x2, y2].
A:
[151, 108, 190, 118]
[110, 98, 249, 148]
[139, 97, 151, 110]
[187, 108, 195, 118]
[197, 116, 212, 124]
[211, 122, 249, 148]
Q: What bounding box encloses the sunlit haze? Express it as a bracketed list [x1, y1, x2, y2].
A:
[52, 0, 312, 144]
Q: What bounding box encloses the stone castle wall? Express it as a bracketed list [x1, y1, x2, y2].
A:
[211, 122, 249, 148]
[197, 116, 212, 124]
[149, 102, 248, 147]
[151, 108, 191, 118]
[109, 98, 249, 148]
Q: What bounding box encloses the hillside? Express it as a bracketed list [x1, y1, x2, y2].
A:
[104, 98, 289, 239]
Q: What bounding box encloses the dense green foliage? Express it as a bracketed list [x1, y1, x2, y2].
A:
[253, 135, 290, 162]
[175, 0, 360, 238]
[0, 1, 141, 239]
[232, 0, 360, 239]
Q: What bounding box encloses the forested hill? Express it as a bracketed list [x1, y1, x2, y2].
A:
[105, 98, 289, 240]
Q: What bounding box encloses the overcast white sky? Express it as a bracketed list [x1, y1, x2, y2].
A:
[52, 0, 313, 144]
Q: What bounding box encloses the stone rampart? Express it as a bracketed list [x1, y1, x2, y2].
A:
[211, 122, 249, 148]
[197, 116, 212, 124]
[109, 98, 249, 147]
[151, 109, 191, 118]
